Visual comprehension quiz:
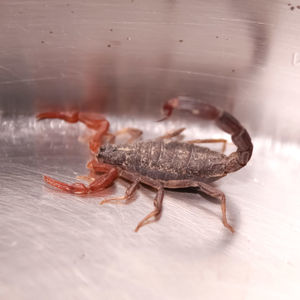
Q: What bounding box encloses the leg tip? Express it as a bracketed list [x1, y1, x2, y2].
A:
[226, 224, 235, 233]
[134, 222, 143, 232]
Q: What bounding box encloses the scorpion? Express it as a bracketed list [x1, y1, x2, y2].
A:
[37, 96, 253, 233]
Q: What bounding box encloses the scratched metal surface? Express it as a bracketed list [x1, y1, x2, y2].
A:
[1, 0, 300, 299]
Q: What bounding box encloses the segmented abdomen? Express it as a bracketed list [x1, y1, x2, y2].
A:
[121, 141, 227, 181]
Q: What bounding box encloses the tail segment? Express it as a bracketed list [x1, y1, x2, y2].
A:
[161, 96, 253, 173]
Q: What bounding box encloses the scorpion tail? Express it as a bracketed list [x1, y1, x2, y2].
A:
[161, 96, 253, 173]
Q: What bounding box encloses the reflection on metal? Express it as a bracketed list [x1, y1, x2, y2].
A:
[293, 52, 300, 66]
[1, 0, 300, 299]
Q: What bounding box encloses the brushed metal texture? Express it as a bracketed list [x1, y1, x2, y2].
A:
[1, 1, 300, 299]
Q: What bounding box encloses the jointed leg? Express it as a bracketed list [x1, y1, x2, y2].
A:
[164, 179, 234, 232]
[156, 127, 185, 140]
[187, 138, 227, 153]
[135, 185, 164, 232]
[100, 179, 140, 205]
[196, 182, 234, 232]
[109, 127, 143, 144]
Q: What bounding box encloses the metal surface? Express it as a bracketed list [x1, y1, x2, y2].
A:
[1, 1, 300, 299]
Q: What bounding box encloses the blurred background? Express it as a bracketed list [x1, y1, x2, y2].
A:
[1, 0, 300, 141]
[1, 1, 300, 299]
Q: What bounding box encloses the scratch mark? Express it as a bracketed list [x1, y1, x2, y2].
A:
[148, 67, 251, 81]
[111, 18, 275, 27]
[15, 24, 30, 33]
[111, 21, 206, 26]
[149, 66, 300, 82]
[209, 17, 275, 26]
[0, 65, 20, 79]
[0, 162, 47, 177]
[0, 75, 77, 85]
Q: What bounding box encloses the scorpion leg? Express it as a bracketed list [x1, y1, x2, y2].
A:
[187, 138, 227, 153]
[37, 111, 109, 152]
[156, 127, 185, 140]
[100, 179, 139, 205]
[164, 179, 234, 232]
[109, 127, 143, 144]
[43, 162, 118, 194]
[195, 182, 234, 233]
[135, 182, 164, 232]
[100, 170, 140, 204]
[100, 169, 165, 231]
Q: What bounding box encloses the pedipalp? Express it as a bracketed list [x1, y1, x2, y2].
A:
[44, 161, 118, 195]
[37, 111, 109, 153]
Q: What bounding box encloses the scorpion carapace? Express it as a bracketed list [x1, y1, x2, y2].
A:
[39, 97, 253, 233]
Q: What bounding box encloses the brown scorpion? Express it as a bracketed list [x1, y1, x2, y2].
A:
[38, 97, 253, 232]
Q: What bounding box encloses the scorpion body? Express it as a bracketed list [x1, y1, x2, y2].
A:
[39, 96, 253, 233]
[98, 140, 228, 183]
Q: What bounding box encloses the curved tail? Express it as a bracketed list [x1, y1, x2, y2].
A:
[161, 96, 253, 173]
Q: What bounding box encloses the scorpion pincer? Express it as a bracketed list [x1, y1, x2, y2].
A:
[40, 97, 253, 233]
